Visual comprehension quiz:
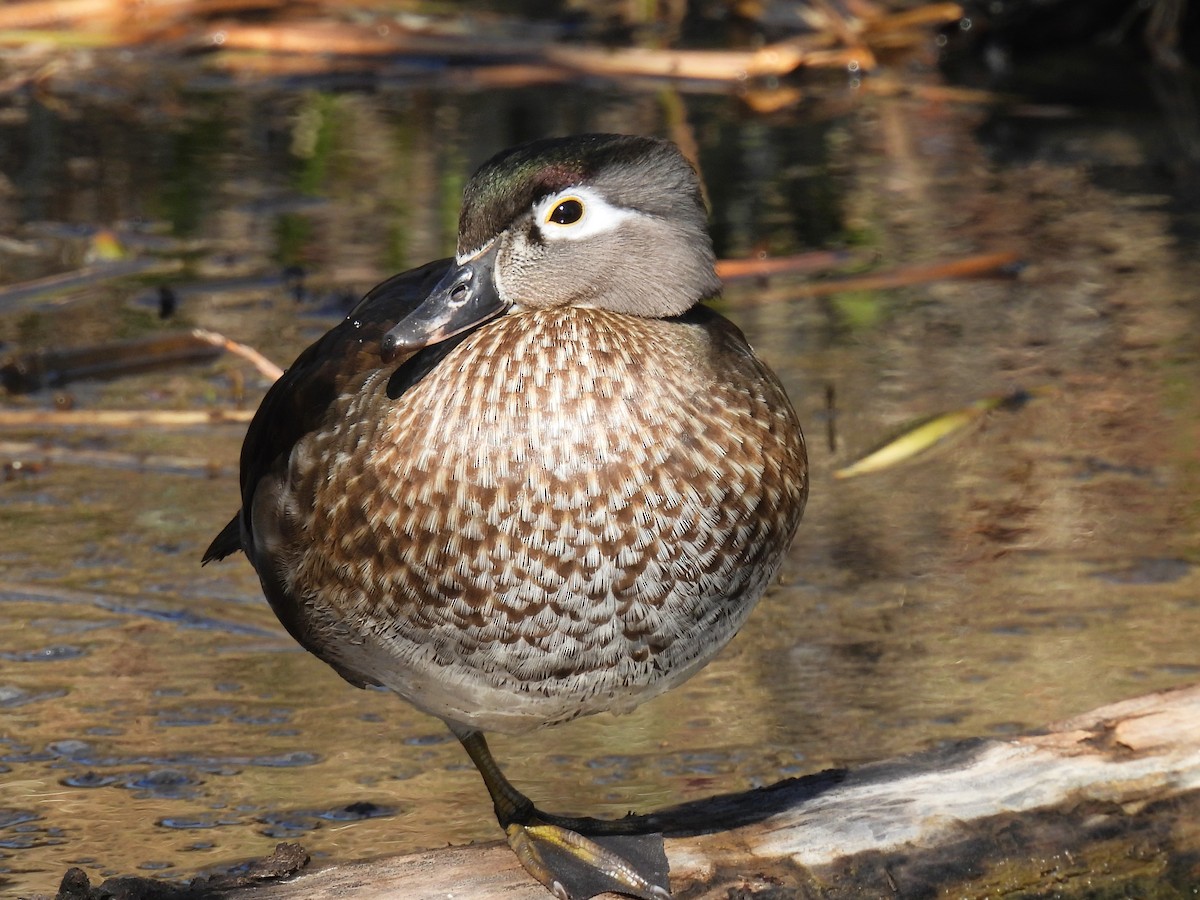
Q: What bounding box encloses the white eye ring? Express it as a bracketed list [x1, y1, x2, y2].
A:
[532, 186, 635, 241]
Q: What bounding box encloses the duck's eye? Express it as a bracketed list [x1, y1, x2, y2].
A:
[547, 198, 585, 226]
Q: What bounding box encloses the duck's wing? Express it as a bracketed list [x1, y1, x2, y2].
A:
[201, 258, 452, 564]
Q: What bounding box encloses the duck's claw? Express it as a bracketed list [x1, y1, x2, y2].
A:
[505, 822, 671, 900]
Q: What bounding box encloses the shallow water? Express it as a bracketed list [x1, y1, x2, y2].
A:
[2, 51, 1200, 899]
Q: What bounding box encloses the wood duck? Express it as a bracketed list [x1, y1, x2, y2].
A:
[205, 133, 808, 900]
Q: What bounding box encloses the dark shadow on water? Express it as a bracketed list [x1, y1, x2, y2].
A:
[648, 766, 848, 836]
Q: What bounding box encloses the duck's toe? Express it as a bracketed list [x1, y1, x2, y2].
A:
[505, 821, 670, 900]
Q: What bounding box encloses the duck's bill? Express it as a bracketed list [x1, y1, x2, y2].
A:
[381, 246, 507, 361]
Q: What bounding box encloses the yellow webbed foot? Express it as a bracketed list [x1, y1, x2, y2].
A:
[506, 821, 670, 900]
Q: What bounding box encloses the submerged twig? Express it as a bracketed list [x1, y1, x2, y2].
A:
[798, 250, 1021, 300]
[192, 329, 284, 382]
[720, 250, 1021, 306]
[0, 438, 231, 477]
[0, 259, 182, 313]
[806, 0, 878, 69]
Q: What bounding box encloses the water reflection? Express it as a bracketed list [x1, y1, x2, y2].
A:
[1, 68, 1199, 897]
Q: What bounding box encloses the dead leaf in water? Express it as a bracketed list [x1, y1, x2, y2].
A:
[834, 388, 1044, 479]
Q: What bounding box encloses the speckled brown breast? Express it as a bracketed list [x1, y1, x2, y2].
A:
[252, 305, 807, 734]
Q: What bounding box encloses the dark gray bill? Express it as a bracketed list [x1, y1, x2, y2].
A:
[380, 246, 506, 362]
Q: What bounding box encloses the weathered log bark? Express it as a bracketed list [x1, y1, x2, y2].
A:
[56, 683, 1200, 899]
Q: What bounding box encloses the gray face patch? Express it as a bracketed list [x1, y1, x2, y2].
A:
[462, 136, 719, 318]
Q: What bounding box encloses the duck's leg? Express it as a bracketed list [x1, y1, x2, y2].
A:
[454, 728, 671, 900]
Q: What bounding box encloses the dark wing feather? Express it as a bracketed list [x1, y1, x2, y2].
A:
[202, 514, 242, 563]
[201, 258, 452, 564]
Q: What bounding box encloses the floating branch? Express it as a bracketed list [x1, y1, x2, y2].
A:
[716, 250, 859, 283]
[0, 408, 254, 428]
[0, 0, 966, 85]
[540, 40, 823, 81]
[0, 332, 224, 394]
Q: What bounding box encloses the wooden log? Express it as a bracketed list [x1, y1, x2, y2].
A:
[53, 683, 1200, 899]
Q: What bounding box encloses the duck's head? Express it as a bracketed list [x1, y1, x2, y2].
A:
[381, 134, 720, 360]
